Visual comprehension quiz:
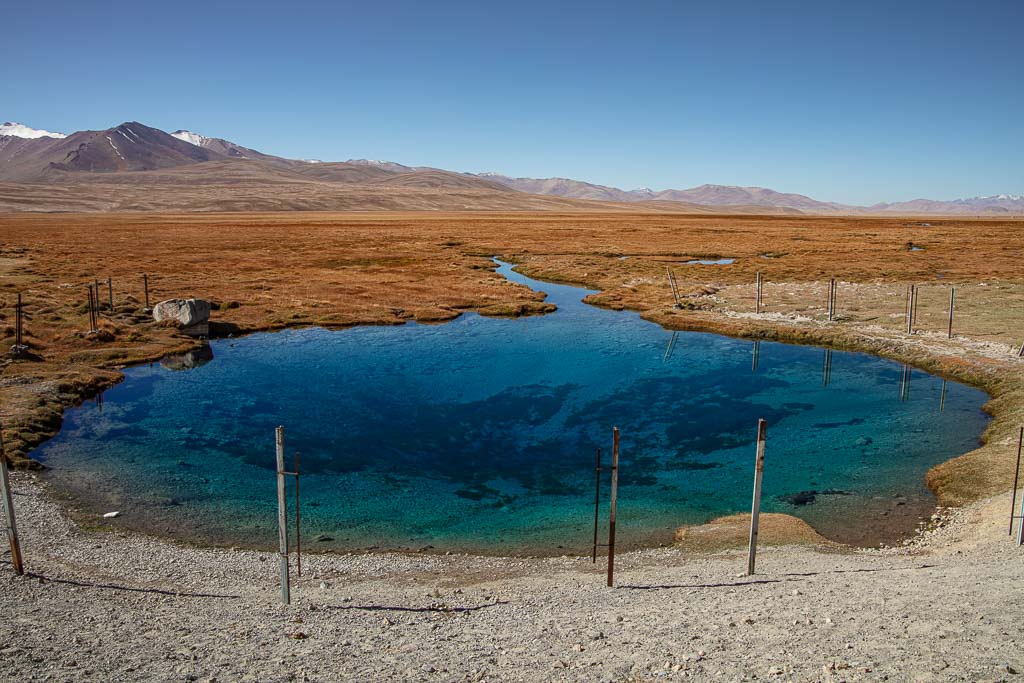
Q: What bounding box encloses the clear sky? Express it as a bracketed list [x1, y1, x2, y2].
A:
[4, 1, 1021, 205]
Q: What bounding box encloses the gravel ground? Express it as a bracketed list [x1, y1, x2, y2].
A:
[2, 472, 1024, 682]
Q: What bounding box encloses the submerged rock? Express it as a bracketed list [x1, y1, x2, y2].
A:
[780, 489, 852, 506]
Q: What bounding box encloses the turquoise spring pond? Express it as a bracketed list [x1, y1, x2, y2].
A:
[33, 260, 990, 554]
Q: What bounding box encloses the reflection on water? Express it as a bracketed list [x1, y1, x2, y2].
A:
[160, 345, 215, 371]
[33, 260, 990, 554]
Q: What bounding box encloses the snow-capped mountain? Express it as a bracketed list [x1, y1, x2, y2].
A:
[0, 122, 67, 139]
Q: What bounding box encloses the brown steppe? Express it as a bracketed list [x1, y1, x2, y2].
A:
[1, 210, 1023, 522]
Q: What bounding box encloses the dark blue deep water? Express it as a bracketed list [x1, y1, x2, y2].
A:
[34, 261, 990, 553]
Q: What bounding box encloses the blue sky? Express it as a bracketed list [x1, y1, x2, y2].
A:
[3, 1, 1021, 204]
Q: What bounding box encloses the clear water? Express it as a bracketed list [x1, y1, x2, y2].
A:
[685, 258, 735, 265]
[33, 261, 989, 554]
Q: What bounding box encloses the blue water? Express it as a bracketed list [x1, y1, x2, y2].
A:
[34, 261, 990, 554]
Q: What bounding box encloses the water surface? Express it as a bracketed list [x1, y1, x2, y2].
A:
[34, 261, 989, 553]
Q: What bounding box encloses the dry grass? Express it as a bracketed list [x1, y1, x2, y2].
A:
[673, 513, 834, 553]
[1, 211, 1022, 534]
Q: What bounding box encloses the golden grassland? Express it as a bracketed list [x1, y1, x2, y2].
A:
[1, 211, 1022, 532]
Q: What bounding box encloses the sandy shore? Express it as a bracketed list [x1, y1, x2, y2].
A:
[3, 471, 1023, 682]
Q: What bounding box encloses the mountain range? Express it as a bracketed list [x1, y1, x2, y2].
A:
[1, 120, 1021, 215]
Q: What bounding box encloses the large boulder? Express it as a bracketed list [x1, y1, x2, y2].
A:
[153, 298, 211, 334]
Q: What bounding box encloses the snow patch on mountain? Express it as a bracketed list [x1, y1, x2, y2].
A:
[0, 122, 67, 139]
[171, 130, 210, 147]
[977, 194, 1023, 201]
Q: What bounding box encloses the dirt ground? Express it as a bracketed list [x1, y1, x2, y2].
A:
[2, 469, 1023, 682]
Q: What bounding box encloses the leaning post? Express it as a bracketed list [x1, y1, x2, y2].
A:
[746, 419, 768, 576]
[86, 285, 97, 332]
[275, 426, 290, 605]
[0, 426, 25, 576]
[947, 287, 955, 339]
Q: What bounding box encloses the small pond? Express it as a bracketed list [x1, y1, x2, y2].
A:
[685, 258, 735, 265]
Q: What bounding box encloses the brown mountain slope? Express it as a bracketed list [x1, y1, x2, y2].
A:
[0, 167, 808, 213]
[0, 122, 227, 182]
[370, 170, 512, 191]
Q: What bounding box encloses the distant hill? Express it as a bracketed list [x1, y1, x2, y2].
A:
[869, 195, 1024, 215]
[1, 119, 1019, 214]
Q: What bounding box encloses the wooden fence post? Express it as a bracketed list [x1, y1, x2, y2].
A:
[827, 278, 836, 321]
[275, 426, 290, 605]
[906, 285, 915, 334]
[666, 269, 682, 308]
[143, 274, 150, 310]
[1011, 427, 1023, 537]
[86, 285, 97, 333]
[107, 277, 114, 312]
[912, 284, 920, 330]
[294, 450, 302, 577]
[756, 272, 763, 313]
[947, 287, 955, 339]
[747, 419, 767, 576]
[591, 447, 602, 563]
[607, 427, 620, 587]
[0, 426, 25, 576]
[15, 292, 23, 350]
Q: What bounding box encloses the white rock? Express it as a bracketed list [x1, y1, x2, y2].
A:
[103, 511, 121, 518]
[153, 299, 211, 328]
